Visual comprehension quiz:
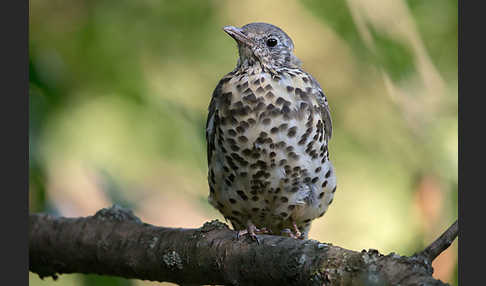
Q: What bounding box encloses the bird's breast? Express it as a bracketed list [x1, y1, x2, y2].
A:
[208, 68, 336, 229]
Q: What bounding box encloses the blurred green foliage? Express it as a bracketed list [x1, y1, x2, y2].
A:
[29, 0, 457, 285]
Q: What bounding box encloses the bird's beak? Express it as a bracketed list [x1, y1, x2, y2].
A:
[223, 26, 253, 47]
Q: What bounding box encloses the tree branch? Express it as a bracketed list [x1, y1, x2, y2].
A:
[29, 205, 456, 286]
[415, 220, 458, 263]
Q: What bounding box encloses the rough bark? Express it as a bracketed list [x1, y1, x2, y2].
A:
[29, 205, 457, 286]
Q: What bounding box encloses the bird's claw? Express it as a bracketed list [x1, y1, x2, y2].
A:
[281, 223, 304, 239]
[235, 224, 269, 244]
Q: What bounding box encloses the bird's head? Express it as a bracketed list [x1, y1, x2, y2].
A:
[223, 22, 302, 71]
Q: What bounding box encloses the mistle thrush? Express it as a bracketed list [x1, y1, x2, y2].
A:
[206, 22, 337, 240]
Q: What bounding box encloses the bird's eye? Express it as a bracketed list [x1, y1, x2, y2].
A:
[266, 38, 278, 47]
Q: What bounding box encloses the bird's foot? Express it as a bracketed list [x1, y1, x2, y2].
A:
[281, 228, 299, 239]
[281, 221, 304, 239]
[235, 222, 269, 244]
[292, 221, 302, 239]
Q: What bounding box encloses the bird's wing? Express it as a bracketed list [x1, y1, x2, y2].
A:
[306, 73, 333, 141]
[206, 73, 233, 165]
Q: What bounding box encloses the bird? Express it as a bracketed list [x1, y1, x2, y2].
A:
[206, 22, 337, 240]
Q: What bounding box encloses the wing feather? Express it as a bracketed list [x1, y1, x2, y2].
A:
[306, 73, 333, 141]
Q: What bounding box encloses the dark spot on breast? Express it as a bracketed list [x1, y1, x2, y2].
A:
[253, 170, 266, 179]
[270, 127, 279, 134]
[233, 101, 244, 109]
[328, 197, 334, 205]
[300, 92, 309, 101]
[276, 97, 286, 105]
[237, 136, 248, 143]
[265, 104, 276, 111]
[253, 78, 260, 85]
[332, 186, 337, 193]
[322, 180, 328, 188]
[287, 127, 297, 137]
[229, 198, 236, 204]
[251, 152, 261, 159]
[277, 141, 286, 148]
[282, 104, 291, 116]
[318, 192, 324, 199]
[279, 123, 289, 131]
[220, 77, 232, 84]
[254, 102, 265, 112]
[265, 91, 275, 99]
[279, 159, 287, 166]
[291, 186, 299, 192]
[325, 170, 332, 178]
[243, 93, 257, 103]
[255, 137, 266, 144]
[298, 137, 307, 145]
[270, 108, 280, 117]
[228, 129, 237, 136]
[311, 177, 319, 184]
[262, 118, 271, 125]
[236, 126, 245, 133]
[237, 190, 248, 200]
[300, 102, 308, 111]
[286, 86, 294, 92]
[225, 178, 233, 186]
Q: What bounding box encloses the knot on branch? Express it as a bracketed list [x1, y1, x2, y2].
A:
[162, 250, 184, 270]
[94, 204, 141, 223]
[200, 219, 230, 233]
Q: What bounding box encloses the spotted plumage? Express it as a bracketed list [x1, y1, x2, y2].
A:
[206, 22, 337, 240]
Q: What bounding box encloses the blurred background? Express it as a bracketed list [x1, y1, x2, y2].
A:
[29, 0, 458, 285]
